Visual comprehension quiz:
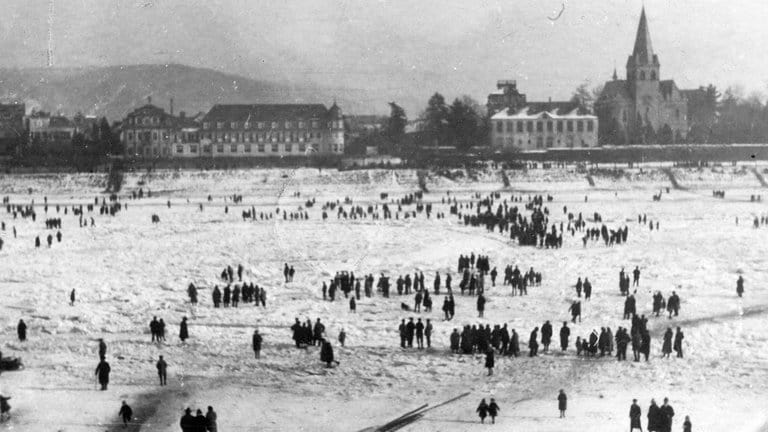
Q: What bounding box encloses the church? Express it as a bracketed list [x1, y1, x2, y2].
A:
[595, 8, 691, 145]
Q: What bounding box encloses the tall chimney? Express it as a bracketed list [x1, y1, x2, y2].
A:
[170, 98, 174, 116]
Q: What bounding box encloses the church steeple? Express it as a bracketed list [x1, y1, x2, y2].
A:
[632, 7, 655, 65]
[626, 7, 660, 82]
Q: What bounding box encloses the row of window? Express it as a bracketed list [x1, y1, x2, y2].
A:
[494, 119, 595, 134]
[495, 136, 591, 149]
[128, 116, 170, 126]
[132, 143, 343, 156]
[202, 120, 342, 130]
[125, 131, 199, 143]
[201, 131, 324, 143]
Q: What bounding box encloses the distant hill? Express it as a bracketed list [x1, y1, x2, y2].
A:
[0, 64, 374, 121]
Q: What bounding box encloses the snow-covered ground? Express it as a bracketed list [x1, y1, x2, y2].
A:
[0, 166, 766, 431]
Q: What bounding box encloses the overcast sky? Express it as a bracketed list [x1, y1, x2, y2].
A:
[1, 0, 767, 113]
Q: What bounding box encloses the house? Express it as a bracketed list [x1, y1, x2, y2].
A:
[120, 98, 200, 158]
[0, 103, 26, 155]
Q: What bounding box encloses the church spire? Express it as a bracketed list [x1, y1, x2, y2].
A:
[632, 7, 655, 65]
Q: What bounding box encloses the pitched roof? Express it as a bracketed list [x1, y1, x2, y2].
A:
[599, 80, 630, 101]
[659, 80, 679, 99]
[491, 103, 596, 120]
[632, 7, 655, 65]
[203, 104, 330, 123]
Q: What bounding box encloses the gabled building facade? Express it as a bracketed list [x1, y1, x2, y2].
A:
[595, 8, 690, 144]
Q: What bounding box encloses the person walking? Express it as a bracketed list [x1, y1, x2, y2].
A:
[156, 355, 167, 386]
[476, 398, 489, 424]
[488, 398, 500, 424]
[118, 401, 133, 428]
[558, 389, 567, 418]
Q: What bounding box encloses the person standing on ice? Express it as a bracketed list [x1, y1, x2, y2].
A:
[150, 317, 160, 342]
[557, 390, 567, 418]
[659, 398, 675, 432]
[629, 399, 642, 432]
[156, 355, 168, 386]
[338, 329, 346, 347]
[206, 406, 218, 432]
[179, 317, 189, 343]
[487, 398, 500, 424]
[485, 348, 495, 375]
[118, 400, 133, 428]
[320, 338, 336, 367]
[541, 321, 553, 352]
[559, 322, 570, 352]
[212, 286, 221, 308]
[425, 319, 433, 348]
[633, 267, 641, 287]
[283, 263, 289, 282]
[528, 327, 539, 357]
[673, 328, 684, 358]
[70, 288, 75, 305]
[16, 319, 26, 342]
[252, 329, 262, 359]
[415, 318, 424, 349]
[736, 275, 744, 297]
[95, 355, 111, 390]
[477, 293, 486, 318]
[237, 263, 243, 281]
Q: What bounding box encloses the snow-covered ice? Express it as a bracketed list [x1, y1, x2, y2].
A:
[0, 166, 766, 431]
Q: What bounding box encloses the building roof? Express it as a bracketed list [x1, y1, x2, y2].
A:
[599, 80, 631, 101]
[491, 104, 596, 120]
[203, 104, 330, 124]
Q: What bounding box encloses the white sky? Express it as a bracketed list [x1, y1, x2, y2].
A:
[1, 0, 766, 112]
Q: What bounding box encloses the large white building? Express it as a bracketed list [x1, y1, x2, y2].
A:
[490, 103, 598, 151]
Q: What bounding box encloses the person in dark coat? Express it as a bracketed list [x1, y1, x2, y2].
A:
[485, 349, 495, 376]
[179, 317, 189, 342]
[541, 321, 553, 352]
[736, 275, 744, 297]
[338, 329, 346, 347]
[119, 400, 133, 428]
[156, 355, 167, 385]
[647, 399, 661, 432]
[528, 327, 539, 357]
[662, 328, 673, 358]
[682, 415, 691, 432]
[252, 329, 262, 359]
[320, 338, 336, 367]
[180, 408, 195, 432]
[477, 294, 486, 318]
[206, 406, 218, 432]
[629, 399, 642, 431]
[449, 328, 460, 353]
[559, 322, 570, 351]
[349, 296, 356, 312]
[659, 398, 675, 432]
[673, 327, 684, 358]
[95, 356, 111, 390]
[194, 409, 207, 432]
[17, 319, 26, 342]
[70, 288, 76, 305]
[557, 389, 567, 418]
[212, 286, 221, 308]
[476, 398, 489, 423]
[487, 398, 500, 423]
